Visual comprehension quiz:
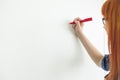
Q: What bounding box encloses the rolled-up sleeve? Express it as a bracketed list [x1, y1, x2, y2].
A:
[101, 54, 109, 71]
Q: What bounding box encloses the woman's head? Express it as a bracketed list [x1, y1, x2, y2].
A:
[101, 0, 120, 80]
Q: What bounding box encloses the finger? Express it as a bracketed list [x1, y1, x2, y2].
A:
[74, 17, 80, 21]
[77, 17, 81, 20]
[76, 17, 80, 21]
[75, 21, 80, 25]
[72, 25, 75, 28]
[76, 17, 82, 20]
[73, 18, 78, 22]
[72, 24, 75, 29]
[73, 17, 82, 24]
[75, 21, 81, 29]
[76, 18, 84, 26]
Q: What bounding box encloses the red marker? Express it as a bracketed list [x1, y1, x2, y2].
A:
[69, 17, 92, 24]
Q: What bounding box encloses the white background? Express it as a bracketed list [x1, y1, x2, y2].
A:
[0, 0, 108, 80]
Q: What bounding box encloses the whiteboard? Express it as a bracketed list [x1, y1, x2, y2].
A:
[0, 0, 108, 80]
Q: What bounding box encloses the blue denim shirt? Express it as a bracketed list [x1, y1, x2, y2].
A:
[101, 54, 109, 71]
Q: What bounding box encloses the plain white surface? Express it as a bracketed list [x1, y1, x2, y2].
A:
[0, 0, 108, 80]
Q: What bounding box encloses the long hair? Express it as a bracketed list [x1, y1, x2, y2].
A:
[101, 0, 120, 80]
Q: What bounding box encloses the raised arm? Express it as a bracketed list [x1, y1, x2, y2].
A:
[72, 17, 104, 67]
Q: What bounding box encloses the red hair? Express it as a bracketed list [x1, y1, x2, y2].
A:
[101, 0, 120, 80]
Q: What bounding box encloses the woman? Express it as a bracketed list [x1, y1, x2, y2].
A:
[71, 0, 120, 80]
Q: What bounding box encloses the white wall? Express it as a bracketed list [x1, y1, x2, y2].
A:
[0, 0, 108, 80]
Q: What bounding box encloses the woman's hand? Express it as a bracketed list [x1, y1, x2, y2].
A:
[72, 17, 84, 37]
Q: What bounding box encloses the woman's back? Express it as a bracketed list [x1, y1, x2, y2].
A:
[101, 0, 120, 79]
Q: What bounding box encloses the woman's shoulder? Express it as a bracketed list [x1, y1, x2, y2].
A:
[101, 54, 109, 71]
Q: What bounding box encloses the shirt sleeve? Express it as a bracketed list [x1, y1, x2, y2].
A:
[101, 54, 109, 71]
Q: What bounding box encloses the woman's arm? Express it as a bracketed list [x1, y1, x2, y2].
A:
[78, 30, 103, 67]
[72, 17, 104, 67]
